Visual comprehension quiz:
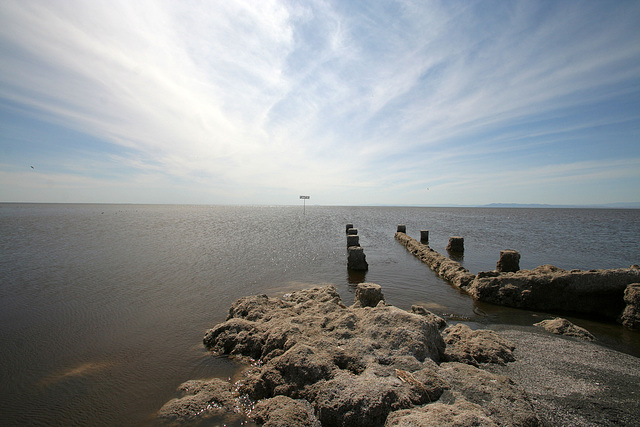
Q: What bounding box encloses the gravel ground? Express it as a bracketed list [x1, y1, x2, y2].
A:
[482, 326, 640, 426]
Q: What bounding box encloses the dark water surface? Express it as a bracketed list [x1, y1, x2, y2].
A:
[1, 204, 639, 426]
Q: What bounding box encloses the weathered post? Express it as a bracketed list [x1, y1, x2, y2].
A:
[347, 234, 360, 247]
[496, 249, 520, 273]
[446, 236, 464, 253]
[347, 246, 368, 271]
[397, 224, 407, 233]
[420, 230, 429, 243]
[346, 223, 354, 234]
[347, 228, 358, 235]
[353, 283, 384, 307]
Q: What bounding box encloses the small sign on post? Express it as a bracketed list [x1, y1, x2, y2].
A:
[300, 195, 310, 215]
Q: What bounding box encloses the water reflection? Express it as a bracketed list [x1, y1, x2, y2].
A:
[347, 268, 367, 285]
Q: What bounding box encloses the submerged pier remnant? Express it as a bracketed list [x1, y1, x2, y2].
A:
[446, 236, 464, 253]
[347, 234, 359, 247]
[395, 228, 474, 289]
[347, 247, 368, 271]
[395, 228, 640, 325]
[347, 223, 368, 271]
[496, 249, 520, 273]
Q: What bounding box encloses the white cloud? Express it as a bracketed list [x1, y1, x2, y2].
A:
[0, 0, 639, 204]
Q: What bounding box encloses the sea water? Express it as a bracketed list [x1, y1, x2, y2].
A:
[1, 204, 639, 425]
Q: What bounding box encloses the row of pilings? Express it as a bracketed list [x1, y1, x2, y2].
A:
[342, 224, 639, 328]
[394, 225, 521, 290]
[346, 223, 519, 276]
[346, 223, 368, 271]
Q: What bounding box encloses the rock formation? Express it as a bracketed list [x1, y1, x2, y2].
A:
[469, 265, 640, 319]
[619, 283, 640, 329]
[533, 317, 595, 341]
[156, 378, 245, 424]
[411, 305, 447, 330]
[158, 284, 539, 426]
[443, 324, 516, 366]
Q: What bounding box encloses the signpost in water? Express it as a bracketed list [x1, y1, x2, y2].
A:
[300, 195, 310, 215]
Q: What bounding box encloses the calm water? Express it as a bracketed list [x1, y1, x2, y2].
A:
[1, 204, 639, 426]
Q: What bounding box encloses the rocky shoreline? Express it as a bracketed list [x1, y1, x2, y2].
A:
[157, 284, 639, 426]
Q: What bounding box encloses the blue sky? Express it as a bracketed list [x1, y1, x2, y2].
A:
[1, 0, 639, 206]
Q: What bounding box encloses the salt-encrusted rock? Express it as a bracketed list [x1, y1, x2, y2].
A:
[496, 249, 520, 273]
[469, 264, 640, 319]
[619, 283, 640, 329]
[202, 317, 266, 360]
[534, 317, 595, 341]
[438, 362, 539, 426]
[157, 378, 240, 423]
[395, 233, 475, 290]
[353, 282, 385, 307]
[443, 324, 516, 366]
[411, 305, 447, 329]
[205, 285, 445, 410]
[162, 285, 540, 426]
[238, 343, 336, 400]
[251, 395, 321, 427]
[312, 367, 446, 427]
[385, 392, 498, 426]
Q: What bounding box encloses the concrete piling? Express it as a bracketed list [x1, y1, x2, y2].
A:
[420, 230, 429, 243]
[397, 224, 407, 233]
[346, 224, 368, 271]
[347, 246, 368, 271]
[496, 249, 520, 273]
[446, 236, 464, 253]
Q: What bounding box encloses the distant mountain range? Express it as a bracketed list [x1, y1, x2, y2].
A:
[480, 202, 640, 209]
[370, 202, 640, 209]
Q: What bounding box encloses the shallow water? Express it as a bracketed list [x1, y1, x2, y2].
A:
[1, 204, 638, 426]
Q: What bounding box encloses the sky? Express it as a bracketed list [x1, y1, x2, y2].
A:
[1, 0, 639, 206]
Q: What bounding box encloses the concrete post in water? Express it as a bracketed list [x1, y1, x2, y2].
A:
[347, 246, 368, 271]
[347, 234, 360, 247]
[347, 228, 358, 235]
[346, 223, 354, 234]
[446, 236, 464, 253]
[397, 224, 407, 233]
[420, 230, 429, 243]
[496, 249, 520, 273]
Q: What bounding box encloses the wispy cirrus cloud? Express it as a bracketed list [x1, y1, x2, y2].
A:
[0, 0, 639, 205]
